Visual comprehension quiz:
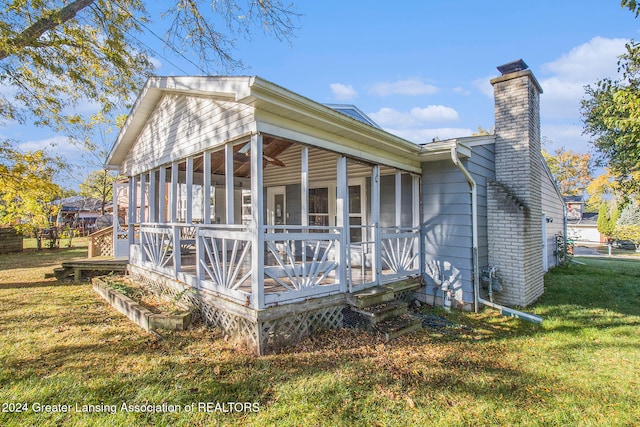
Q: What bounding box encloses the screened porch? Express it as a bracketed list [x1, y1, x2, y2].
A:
[123, 134, 421, 310]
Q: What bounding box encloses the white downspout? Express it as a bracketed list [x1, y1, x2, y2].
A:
[450, 147, 480, 313]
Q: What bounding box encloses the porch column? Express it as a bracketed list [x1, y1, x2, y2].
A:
[372, 165, 381, 282]
[395, 171, 402, 228]
[159, 167, 166, 223]
[149, 169, 157, 222]
[250, 134, 265, 309]
[225, 142, 235, 225]
[170, 162, 178, 223]
[412, 174, 421, 270]
[128, 176, 137, 246]
[203, 152, 212, 224]
[336, 156, 348, 292]
[139, 173, 147, 263]
[301, 146, 309, 227]
[139, 173, 146, 223]
[186, 157, 193, 224]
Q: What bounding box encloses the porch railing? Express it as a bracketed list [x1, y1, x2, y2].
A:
[139, 224, 175, 276]
[380, 226, 421, 282]
[197, 224, 252, 304]
[134, 222, 420, 308]
[263, 225, 343, 305]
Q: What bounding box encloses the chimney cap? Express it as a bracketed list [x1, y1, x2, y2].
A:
[497, 59, 528, 75]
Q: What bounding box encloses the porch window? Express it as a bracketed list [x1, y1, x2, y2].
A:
[309, 187, 329, 227]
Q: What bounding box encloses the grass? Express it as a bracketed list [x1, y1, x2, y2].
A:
[1, 249, 639, 426]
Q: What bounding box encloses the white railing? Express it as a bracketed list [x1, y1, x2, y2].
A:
[380, 226, 420, 282]
[135, 222, 419, 308]
[197, 225, 252, 304]
[347, 225, 376, 291]
[263, 225, 343, 305]
[139, 224, 175, 274]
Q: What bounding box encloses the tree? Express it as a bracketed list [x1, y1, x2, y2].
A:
[581, 33, 640, 194]
[80, 169, 123, 215]
[542, 146, 593, 196]
[0, 143, 64, 235]
[0, 1, 299, 134]
[613, 197, 640, 251]
[585, 169, 620, 212]
[597, 201, 619, 241]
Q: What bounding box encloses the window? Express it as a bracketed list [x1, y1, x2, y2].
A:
[309, 187, 329, 227]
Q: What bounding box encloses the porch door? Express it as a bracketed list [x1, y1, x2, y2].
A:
[267, 186, 286, 228]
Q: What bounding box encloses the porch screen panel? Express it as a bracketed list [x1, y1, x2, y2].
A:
[192, 154, 205, 223]
[379, 174, 396, 228]
[309, 187, 329, 228]
[400, 173, 414, 228]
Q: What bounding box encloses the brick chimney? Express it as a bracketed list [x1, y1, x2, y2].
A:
[487, 59, 544, 307]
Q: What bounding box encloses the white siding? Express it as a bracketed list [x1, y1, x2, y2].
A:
[263, 144, 394, 187]
[122, 94, 255, 176]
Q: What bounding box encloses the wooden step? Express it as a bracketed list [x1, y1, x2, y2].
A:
[375, 314, 423, 342]
[346, 286, 395, 309]
[350, 300, 409, 326]
[382, 278, 422, 296]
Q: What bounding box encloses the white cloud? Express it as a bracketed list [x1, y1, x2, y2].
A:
[539, 37, 628, 119]
[368, 106, 467, 143]
[542, 37, 628, 81]
[369, 105, 460, 128]
[473, 75, 496, 98]
[369, 78, 439, 96]
[330, 83, 357, 101]
[541, 123, 593, 153]
[17, 135, 83, 158]
[452, 86, 471, 96]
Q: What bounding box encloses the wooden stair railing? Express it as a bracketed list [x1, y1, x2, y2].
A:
[88, 226, 114, 258]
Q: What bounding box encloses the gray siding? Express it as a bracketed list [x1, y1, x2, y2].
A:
[466, 143, 495, 271]
[541, 162, 565, 269]
[420, 143, 495, 310]
[421, 160, 474, 308]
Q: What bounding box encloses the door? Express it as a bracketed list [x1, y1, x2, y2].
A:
[267, 186, 286, 228]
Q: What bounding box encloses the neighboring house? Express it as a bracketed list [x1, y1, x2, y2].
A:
[54, 196, 105, 234]
[565, 196, 603, 245]
[106, 59, 566, 354]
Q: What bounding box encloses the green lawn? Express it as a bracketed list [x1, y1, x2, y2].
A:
[1, 249, 639, 426]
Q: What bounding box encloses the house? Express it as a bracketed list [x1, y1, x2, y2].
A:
[54, 196, 106, 235]
[106, 59, 566, 354]
[565, 195, 603, 245]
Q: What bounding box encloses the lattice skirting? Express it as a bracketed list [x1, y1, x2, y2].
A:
[259, 305, 344, 354]
[127, 265, 347, 355]
[395, 288, 417, 303]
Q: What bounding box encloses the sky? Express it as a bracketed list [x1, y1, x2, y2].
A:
[4, 1, 640, 190]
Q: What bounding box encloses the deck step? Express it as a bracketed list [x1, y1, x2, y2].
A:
[382, 278, 422, 296]
[346, 286, 395, 308]
[53, 267, 73, 280]
[375, 314, 423, 342]
[350, 300, 409, 326]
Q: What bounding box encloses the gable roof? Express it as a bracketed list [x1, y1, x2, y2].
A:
[107, 76, 472, 172]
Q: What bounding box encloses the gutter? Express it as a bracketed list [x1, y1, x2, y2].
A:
[449, 146, 543, 323]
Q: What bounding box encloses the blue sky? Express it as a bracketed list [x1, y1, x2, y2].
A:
[4, 1, 640, 189]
